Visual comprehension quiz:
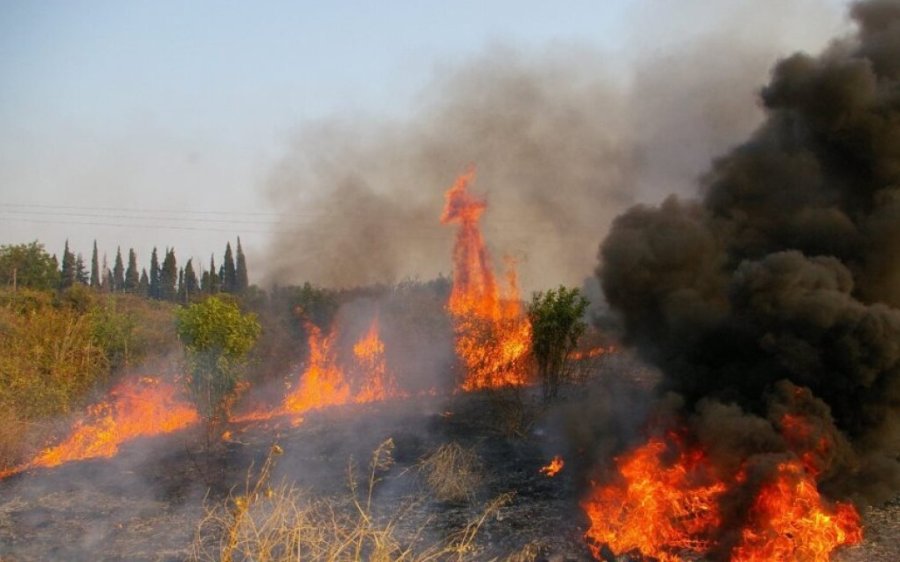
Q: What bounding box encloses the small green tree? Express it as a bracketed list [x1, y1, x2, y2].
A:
[528, 286, 589, 400]
[176, 296, 260, 425]
[0, 241, 60, 291]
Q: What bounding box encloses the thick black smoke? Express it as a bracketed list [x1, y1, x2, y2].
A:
[599, 0, 900, 503]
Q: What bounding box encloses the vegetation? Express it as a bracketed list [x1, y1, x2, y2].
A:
[418, 442, 483, 503]
[0, 241, 59, 290]
[176, 296, 261, 424]
[192, 441, 507, 562]
[528, 286, 589, 400]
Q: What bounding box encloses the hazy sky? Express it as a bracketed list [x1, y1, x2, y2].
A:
[0, 1, 851, 283]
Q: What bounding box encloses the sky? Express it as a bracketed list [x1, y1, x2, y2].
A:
[0, 0, 852, 284]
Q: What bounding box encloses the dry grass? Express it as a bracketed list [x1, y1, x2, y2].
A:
[192, 440, 509, 562]
[417, 442, 483, 504]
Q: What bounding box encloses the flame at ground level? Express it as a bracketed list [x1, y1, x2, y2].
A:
[581, 430, 863, 562]
[2, 377, 198, 477]
[540, 455, 565, 477]
[581, 435, 726, 562]
[234, 317, 403, 425]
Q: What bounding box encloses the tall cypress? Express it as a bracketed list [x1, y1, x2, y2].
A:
[125, 249, 139, 292]
[59, 240, 76, 289]
[139, 268, 150, 297]
[222, 242, 236, 293]
[75, 253, 88, 285]
[160, 248, 177, 301]
[235, 237, 249, 293]
[208, 255, 219, 294]
[105, 269, 115, 292]
[113, 247, 125, 291]
[184, 258, 198, 300]
[90, 240, 100, 289]
[149, 247, 160, 299]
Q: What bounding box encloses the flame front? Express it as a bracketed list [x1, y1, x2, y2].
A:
[282, 322, 352, 416]
[540, 455, 565, 477]
[440, 168, 532, 390]
[732, 459, 863, 562]
[237, 317, 402, 425]
[2, 377, 198, 477]
[352, 316, 398, 403]
[581, 435, 726, 562]
[581, 422, 863, 561]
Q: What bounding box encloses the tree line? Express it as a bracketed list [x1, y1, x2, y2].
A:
[0, 238, 250, 301]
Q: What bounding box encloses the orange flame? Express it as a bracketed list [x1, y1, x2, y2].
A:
[540, 455, 565, 477]
[581, 421, 863, 561]
[581, 435, 726, 562]
[235, 317, 402, 425]
[352, 316, 399, 403]
[568, 345, 615, 361]
[282, 322, 352, 416]
[2, 377, 198, 477]
[732, 460, 863, 562]
[440, 168, 532, 390]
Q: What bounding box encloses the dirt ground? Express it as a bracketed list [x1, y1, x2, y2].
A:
[0, 379, 896, 561]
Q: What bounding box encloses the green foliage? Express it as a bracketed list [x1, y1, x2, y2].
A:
[528, 286, 589, 400]
[235, 237, 249, 293]
[160, 248, 177, 301]
[0, 241, 60, 291]
[0, 289, 109, 419]
[60, 240, 76, 290]
[90, 240, 101, 289]
[176, 296, 260, 422]
[113, 247, 125, 291]
[124, 248, 139, 292]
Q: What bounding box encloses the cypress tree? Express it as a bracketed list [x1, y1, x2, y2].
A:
[90, 240, 100, 289]
[160, 248, 177, 301]
[139, 268, 150, 296]
[149, 247, 160, 299]
[59, 240, 76, 289]
[125, 249, 139, 292]
[184, 258, 198, 301]
[235, 237, 249, 293]
[177, 268, 185, 302]
[105, 269, 115, 293]
[75, 253, 89, 285]
[208, 255, 219, 294]
[222, 242, 236, 293]
[113, 247, 125, 291]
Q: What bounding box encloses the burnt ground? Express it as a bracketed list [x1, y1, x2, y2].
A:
[0, 372, 897, 562]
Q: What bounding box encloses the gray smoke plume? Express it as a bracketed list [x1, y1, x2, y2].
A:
[599, 0, 900, 504]
[263, 1, 844, 291]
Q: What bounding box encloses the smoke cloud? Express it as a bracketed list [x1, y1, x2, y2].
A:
[263, 1, 844, 291]
[599, 0, 900, 503]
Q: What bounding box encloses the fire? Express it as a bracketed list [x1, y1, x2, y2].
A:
[568, 345, 614, 361]
[440, 167, 532, 390]
[540, 455, 565, 477]
[2, 377, 198, 477]
[581, 435, 726, 562]
[581, 422, 863, 561]
[732, 460, 863, 562]
[282, 322, 352, 415]
[352, 316, 399, 403]
[236, 317, 402, 424]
